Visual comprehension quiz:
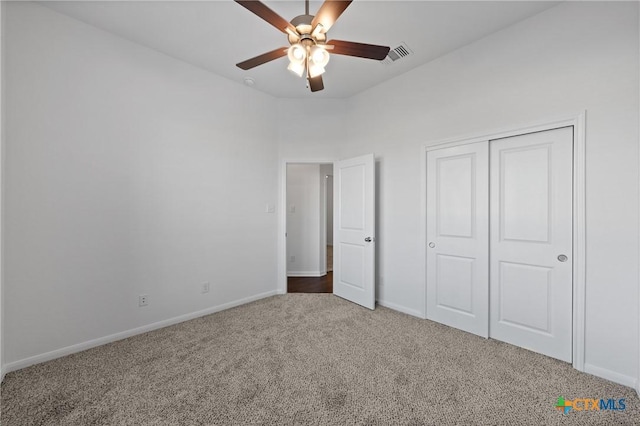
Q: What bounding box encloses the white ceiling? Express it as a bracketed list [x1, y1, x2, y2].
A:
[41, 1, 560, 98]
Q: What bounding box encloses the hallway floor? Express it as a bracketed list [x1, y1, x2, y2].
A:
[287, 272, 332, 293]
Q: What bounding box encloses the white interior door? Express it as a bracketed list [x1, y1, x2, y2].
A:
[333, 154, 375, 310]
[489, 127, 573, 362]
[426, 142, 489, 337]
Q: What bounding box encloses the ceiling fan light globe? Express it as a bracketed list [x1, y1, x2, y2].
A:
[287, 44, 306, 63]
[310, 46, 330, 67]
[287, 61, 305, 77]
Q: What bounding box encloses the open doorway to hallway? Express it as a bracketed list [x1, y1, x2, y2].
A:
[286, 163, 333, 293]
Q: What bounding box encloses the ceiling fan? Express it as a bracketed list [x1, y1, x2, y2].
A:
[235, 0, 390, 92]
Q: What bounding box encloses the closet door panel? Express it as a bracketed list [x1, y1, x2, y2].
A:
[489, 127, 573, 362]
[426, 142, 489, 338]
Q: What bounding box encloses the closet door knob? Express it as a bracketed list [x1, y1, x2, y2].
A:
[557, 254, 568, 262]
[365, 237, 373, 242]
[428, 242, 435, 248]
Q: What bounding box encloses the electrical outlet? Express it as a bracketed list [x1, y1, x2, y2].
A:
[138, 294, 149, 307]
[201, 282, 210, 294]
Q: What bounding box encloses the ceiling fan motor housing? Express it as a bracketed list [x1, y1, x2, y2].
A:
[289, 14, 326, 45]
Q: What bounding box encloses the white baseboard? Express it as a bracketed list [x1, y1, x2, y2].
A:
[376, 299, 423, 319]
[287, 271, 326, 277]
[583, 363, 637, 389]
[3, 290, 278, 375]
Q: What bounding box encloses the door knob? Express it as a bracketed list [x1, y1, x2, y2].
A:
[428, 242, 435, 248]
[365, 237, 373, 242]
[557, 254, 568, 262]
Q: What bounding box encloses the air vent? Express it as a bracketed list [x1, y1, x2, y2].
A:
[381, 42, 413, 65]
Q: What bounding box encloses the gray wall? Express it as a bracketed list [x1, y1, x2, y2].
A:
[3, 2, 278, 367]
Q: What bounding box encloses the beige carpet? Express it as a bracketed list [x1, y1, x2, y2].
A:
[1, 294, 638, 425]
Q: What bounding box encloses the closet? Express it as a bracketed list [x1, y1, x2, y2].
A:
[426, 126, 573, 362]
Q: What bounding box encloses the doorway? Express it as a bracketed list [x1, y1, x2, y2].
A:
[286, 163, 333, 293]
[280, 154, 377, 310]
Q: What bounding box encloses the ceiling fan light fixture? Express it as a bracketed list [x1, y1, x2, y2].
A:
[287, 61, 306, 77]
[309, 45, 330, 67]
[287, 44, 306, 63]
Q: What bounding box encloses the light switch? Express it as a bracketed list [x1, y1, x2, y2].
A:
[265, 203, 275, 213]
[289, 204, 296, 213]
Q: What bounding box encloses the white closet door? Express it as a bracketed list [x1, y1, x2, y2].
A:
[426, 142, 489, 337]
[489, 127, 573, 362]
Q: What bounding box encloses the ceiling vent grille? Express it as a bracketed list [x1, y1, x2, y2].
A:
[381, 42, 413, 65]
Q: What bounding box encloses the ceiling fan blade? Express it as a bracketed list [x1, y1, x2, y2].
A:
[327, 39, 390, 60]
[309, 75, 324, 92]
[236, 47, 288, 70]
[235, 1, 297, 34]
[311, 0, 353, 33]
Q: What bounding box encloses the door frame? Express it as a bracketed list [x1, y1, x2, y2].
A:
[324, 173, 333, 271]
[278, 158, 336, 294]
[420, 111, 586, 372]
